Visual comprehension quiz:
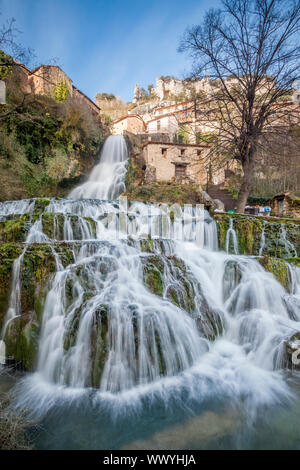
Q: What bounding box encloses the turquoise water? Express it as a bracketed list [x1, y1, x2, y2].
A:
[3, 370, 300, 450]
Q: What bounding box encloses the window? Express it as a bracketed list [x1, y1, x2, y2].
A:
[197, 149, 201, 156]
[180, 149, 185, 156]
[157, 120, 161, 131]
[161, 148, 167, 155]
[175, 165, 186, 178]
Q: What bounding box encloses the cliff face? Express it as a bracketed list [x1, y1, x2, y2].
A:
[0, 65, 110, 201]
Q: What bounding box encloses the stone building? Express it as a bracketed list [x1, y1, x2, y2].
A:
[147, 114, 178, 139]
[142, 141, 210, 184]
[29, 65, 73, 96]
[112, 114, 146, 135]
[6, 63, 101, 117]
[153, 76, 212, 101]
[271, 192, 300, 218]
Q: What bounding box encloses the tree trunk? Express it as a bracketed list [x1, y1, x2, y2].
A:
[236, 158, 254, 213]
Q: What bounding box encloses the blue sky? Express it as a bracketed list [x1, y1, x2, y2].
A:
[0, 0, 221, 102]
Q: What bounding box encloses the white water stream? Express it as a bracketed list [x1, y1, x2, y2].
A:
[0, 135, 300, 448]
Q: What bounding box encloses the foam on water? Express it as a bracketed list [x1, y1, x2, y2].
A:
[1, 134, 299, 432]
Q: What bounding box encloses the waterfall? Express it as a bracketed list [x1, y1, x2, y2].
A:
[225, 218, 239, 254]
[259, 221, 266, 256]
[0, 339, 5, 364]
[69, 135, 128, 200]
[279, 224, 297, 258]
[1, 133, 300, 440]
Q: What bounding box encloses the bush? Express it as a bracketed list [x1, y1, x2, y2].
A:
[0, 371, 36, 450]
[0, 50, 13, 80]
[45, 147, 69, 181]
[53, 80, 69, 103]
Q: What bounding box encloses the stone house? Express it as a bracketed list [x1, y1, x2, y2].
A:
[143, 141, 211, 184]
[112, 114, 146, 135]
[271, 192, 300, 218]
[7, 63, 101, 117]
[29, 65, 73, 97]
[147, 114, 179, 139]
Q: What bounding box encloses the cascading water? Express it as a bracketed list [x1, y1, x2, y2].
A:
[69, 134, 128, 200]
[278, 224, 297, 258]
[225, 217, 239, 254]
[1, 134, 300, 449]
[259, 221, 266, 256]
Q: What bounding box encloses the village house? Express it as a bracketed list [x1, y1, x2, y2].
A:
[142, 140, 237, 187]
[10, 63, 101, 117]
[271, 192, 300, 218]
[112, 114, 146, 134]
[111, 75, 299, 193]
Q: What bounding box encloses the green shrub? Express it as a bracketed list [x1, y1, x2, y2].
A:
[45, 147, 69, 182]
[53, 81, 69, 103]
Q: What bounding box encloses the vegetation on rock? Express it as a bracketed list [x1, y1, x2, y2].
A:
[0, 64, 109, 201]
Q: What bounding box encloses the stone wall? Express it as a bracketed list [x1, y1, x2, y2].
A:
[72, 86, 100, 115]
[143, 141, 210, 184]
[147, 115, 178, 138]
[29, 65, 73, 97]
[7, 64, 100, 117]
[113, 115, 146, 135]
[271, 194, 300, 219]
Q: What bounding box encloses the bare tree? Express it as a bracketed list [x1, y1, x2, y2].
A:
[0, 16, 34, 67]
[180, 0, 300, 212]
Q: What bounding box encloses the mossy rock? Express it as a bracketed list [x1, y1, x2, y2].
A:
[142, 255, 164, 297]
[41, 212, 97, 240]
[214, 213, 299, 257]
[234, 217, 263, 255]
[124, 182, 205, 205]
[5, 312, 40, 370]
[138, 238, 154, 253]
[0, 215, 30, 243]
[90, 304, 109, 387]
[285, 332, 300, 370]
[223, 259, 242, 302]
[258, 255, 290, 290]
[32, 199, 50, 221]
[0, 243, 23, 324]
[141, 252, 223, 341]
[0, 242, 76, 369]
[213, 215, 229, 251]
[287, 258, 300, 268]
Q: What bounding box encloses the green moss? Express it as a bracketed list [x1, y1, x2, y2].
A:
[125, 154, 145, 192]
[0, 243, 23, 324]
[143, 261, 164, 296]
[125, 182, 206, 205]
[41, 212, 97, 240]
[258, 255, 289, 290]
[287, 258, 300, 268]
[234, 217, 263, 255]
[214, 216, 229, 250]
[139, 238, 154, 253]
[0, 216, 29, 242]
[5, 313, 40, 370]
[214, 213, 299, 257]
[35, 198, 50, 210]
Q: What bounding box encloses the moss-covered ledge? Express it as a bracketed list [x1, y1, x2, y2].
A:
[0, 241, 77, 370]
[213, 213, 300, 257]
[257, 255, 290, 290]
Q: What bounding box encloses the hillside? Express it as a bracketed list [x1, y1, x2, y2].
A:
[0, 60, 110, 201]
